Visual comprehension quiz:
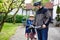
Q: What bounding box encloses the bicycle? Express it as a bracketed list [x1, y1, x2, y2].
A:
[26, 25, 43, 40]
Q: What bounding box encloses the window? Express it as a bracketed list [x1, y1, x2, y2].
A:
[50, 0, 54, 3]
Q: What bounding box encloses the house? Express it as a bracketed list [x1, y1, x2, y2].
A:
[45, 2, 53, 19]
[25, 0, 54, 19]
[25, 3, 33, 10]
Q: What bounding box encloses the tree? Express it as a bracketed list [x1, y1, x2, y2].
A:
[0, 0, 25, 32]
[55, 0, 60, 27]
[56, 6, 60, 21]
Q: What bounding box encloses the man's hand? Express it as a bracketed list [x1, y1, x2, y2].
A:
[42, 24, 46, 28]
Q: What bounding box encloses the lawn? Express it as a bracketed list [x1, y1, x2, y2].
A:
[0, 23, 22, 40]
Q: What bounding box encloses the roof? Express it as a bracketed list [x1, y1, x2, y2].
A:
[45, 2, 53, 9]
[25, 3, 33, 10]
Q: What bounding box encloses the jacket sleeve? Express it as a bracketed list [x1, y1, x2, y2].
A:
[33, 14, 37, 26]
[26, 20, 31, 26]
[44, 10, 51, 25]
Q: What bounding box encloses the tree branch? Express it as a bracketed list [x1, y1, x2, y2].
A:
[11, 0, 25, 18]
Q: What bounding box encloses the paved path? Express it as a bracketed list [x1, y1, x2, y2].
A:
[10, 24, 60, 40]
[10, 26, 26, 40]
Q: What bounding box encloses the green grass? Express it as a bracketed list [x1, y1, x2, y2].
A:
[0, 23, 22, 40]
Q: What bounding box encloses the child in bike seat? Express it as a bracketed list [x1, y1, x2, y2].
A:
[25, 14, 36, 40]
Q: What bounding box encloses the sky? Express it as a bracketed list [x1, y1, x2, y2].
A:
[25, 0, 32, 3]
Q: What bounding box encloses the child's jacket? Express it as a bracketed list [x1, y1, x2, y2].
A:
[25, 19, 35, 33]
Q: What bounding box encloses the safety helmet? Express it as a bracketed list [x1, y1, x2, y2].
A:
[33, 1, 41, 6]
[29, 14, 34, 17]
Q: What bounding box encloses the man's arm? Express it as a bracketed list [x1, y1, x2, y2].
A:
[44, 10, 51, 26]
[33, 14, 37, 26]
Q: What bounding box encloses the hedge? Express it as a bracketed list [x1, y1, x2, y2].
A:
[4, 15, 28, 23]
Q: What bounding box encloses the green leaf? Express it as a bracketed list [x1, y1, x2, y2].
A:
[56, 6, 60, 14]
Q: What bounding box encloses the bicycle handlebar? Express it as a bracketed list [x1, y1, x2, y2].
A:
[27, 25, 41, 30]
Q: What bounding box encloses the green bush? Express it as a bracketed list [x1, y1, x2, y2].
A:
[56, 6, 60, 14]
[0, 14, 29, 23]
[56, 15, 60, 21]
[56, 6, 60, 21]
[5, 15, 28, 23]
[5, 15, 13, 23]
[15, 15, 23, 23]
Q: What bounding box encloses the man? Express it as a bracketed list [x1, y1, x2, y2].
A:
[33, 2, 51, 40]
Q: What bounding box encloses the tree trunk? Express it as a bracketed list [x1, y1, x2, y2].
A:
[0, 0, 25, 32]
[13, 15, 16, 24]
[0, 21, 4, 32]
[0, 12, 8, 32]
[21, 8, 23, 15]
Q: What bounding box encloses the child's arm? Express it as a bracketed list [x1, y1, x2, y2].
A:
[26, 20, 31, 26]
